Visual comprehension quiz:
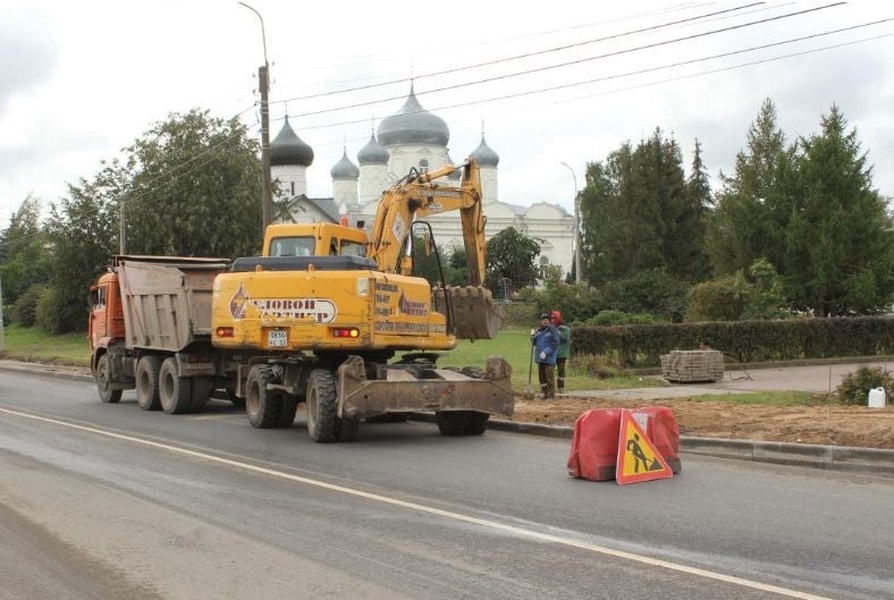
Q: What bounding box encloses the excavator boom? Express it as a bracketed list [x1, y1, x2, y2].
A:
[367, 159, 502, 339]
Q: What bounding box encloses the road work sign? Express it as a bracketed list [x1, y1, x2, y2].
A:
[616, 409, 673, 485]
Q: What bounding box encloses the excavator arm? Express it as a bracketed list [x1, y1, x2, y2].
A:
[367, 159, 502, 339]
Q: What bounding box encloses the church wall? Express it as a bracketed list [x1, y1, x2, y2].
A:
[271, 164, 308, 199]
[359, 165, 388, 204]
[332, 178, 358, 210]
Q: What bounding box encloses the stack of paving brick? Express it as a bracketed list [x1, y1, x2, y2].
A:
[660, 349, 725, 383]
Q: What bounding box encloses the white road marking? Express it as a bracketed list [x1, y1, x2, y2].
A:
[0, 406, 832, 600]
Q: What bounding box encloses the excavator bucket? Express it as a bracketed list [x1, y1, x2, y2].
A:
[435, 285, 504, 340]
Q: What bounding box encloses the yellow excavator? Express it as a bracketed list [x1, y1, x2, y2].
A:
[210, 158, 512, 441]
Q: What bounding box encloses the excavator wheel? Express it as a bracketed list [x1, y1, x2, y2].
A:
[435, 410, 490, 436]
[306, 369, 339, 443]
[245, 365, 283, 428]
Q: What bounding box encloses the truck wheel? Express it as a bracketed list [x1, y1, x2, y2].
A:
[135, 356, 162, 411]
[189, 377, 212, 414]
[306, 369, 339, 443]
[96, 354, 122, 404]
[245, 365, 283, 428]
[159, 358, 192, 414]
[436, 411, 489, 436]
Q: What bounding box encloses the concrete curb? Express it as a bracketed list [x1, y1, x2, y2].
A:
[2, 360, 891, 477]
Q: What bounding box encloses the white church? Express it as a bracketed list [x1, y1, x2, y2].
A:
[269, 85, 575, 283]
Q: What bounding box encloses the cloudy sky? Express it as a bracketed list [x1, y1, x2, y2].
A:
[1, 1, 892, 228]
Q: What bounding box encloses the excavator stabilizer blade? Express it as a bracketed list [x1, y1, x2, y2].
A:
[436, 285, 503, 340]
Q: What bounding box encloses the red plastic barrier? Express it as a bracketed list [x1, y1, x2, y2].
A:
[567, 407, 681, 481]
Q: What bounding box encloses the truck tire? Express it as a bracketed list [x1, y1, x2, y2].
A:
[306, 369, 339, 443]
[159, 357, 192, 414]
[436, 411, 489, 436]
[135, 356, 162, 411]
[245, 365, 283, 428]
[189, 377, 212, 414]
[96, 354, 122, 404]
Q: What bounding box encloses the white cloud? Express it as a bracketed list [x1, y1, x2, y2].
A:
[2, 0, 893, 228]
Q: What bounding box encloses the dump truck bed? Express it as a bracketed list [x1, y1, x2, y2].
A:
[115, 255, 231, 352]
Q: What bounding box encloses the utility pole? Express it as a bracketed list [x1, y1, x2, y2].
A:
[561, 162, 582, 284]
[119, 201, 126, 254]
[239, 2, 273, 234]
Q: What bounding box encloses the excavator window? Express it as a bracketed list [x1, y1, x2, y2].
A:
[270, 237, 315, 257]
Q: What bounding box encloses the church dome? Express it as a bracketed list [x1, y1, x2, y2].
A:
[330, 149, 360, 180]
[470, 135, 499, 167]
[377, 86, 449, 147]
[357, 131, 390, 165]
[270, 116, 314, 167]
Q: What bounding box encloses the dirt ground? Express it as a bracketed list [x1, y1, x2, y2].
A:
[510, 394, 894, 449]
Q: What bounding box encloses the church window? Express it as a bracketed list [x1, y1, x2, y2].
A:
[419, 159, 429, 173]
[290, 182, 295, 196]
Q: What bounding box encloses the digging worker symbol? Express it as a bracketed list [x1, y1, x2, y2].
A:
[531, 312, 560, 400]
[626, 432, 663, 473]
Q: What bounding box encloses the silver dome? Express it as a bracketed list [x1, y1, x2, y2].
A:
[377, 86, 449, 147]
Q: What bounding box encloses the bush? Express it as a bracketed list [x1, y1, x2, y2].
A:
[835, 366, 894, 406]
[11, 284, 46, 327]
[587, 310, 660, 326]
[570, 353, 621, 379]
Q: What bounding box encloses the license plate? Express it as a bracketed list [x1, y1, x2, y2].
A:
[267, 329, 288, 347]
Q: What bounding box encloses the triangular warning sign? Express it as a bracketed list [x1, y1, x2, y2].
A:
[616, 409, 673, 485]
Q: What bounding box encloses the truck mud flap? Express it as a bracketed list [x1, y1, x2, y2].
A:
[434, 285, 504, 340]
[336, 355, 514, 420]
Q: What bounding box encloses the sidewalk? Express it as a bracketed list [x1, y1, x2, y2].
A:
[1, 359, 892, 477]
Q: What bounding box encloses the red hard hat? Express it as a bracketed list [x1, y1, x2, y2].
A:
[550, 310, 561, 322]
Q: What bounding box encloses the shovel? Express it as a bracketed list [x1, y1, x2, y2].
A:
[522, 344, 536, 400]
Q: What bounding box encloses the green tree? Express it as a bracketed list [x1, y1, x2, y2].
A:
[484, 227, 540, 292]
[41, 170, 120, 333]
[706, 99, 797, 276]
[784, 105, 894, 316]
[579, 129, 703, 285]
[0, 195, 51, 306]
[122, 109, 262, 257]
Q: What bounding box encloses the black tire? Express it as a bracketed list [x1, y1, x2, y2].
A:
[464, 412, 490, 436]
[436, 411, 490, 436]
[135, 356, 162, 411]
[189, 377, 212, 414]
[245, 365, 283, 428]
[435, 411, 470, 436]
[96, 354, 122, 404]
[159, 358, 192, 414]
[306, 369, 339, 443]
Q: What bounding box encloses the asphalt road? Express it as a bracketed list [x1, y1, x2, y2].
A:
[1, 369, 892, 599]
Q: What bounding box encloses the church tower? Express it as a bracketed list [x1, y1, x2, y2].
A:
[270, 116, 314, 200]
[469, 133, 499, 204]
[357, 130, 389, 204]
[330, 147, 360, 215]
[377, 84, 450, 179]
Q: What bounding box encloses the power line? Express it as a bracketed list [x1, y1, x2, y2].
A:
[273, 2, 767, 104]
[281, 3, 847, 121]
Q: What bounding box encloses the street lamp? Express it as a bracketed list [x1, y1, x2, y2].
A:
[560, 162, 581, 284]
[239, 2, 273, 234]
